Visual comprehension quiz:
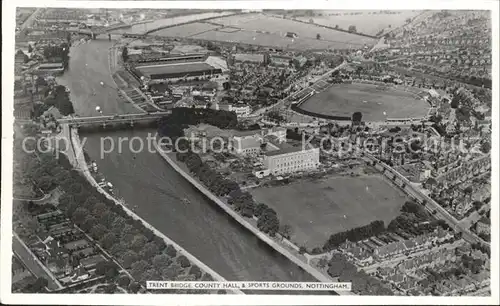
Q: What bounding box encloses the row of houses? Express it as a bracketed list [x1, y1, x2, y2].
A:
[29, 210, 113, 287]
[341, 228, 455, 267]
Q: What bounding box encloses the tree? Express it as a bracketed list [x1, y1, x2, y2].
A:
[99, 210, 115, 227]
[317, 256, 329, 269]
[92, 202, 108, 216]
[130, 260, 149, 279]
[299, 246, 307, 254]
[327, 254, 356, 277]
[118, 275, 131, 287]
[111, 216, 127, 232]
[130, 234, 148, 252]
[153, 254, 172, 270]
[162, 263, 182, 280]
[472, 201, 483, 211]
[100, 232, 117, 249]
[28, 44, 33, 53]
[348, 25, 357, 33]
[81, 215, 97, 232]
[128, 281, 141, 293]
[352, 112, 363, 124]
[450, 95, 460, 108]
[279, 224, 293, 239]
[104, 283, 117, 293]
[122, 47, 129, 62]
[177, 255, 191, 268]
[121, 250, 138, 269]
[140, 242, 160, 260]
[464, 186, 473, 197]
[189, 265, 202, 279]
[257, 208, 280, 236]
[72, 207, 89, 224]
[31, 277, 48, 293]
[36, 175, 55, 192]
[254, 203, 268, 218]
[109, 243, 127, 258]
[481, 141, 491, 153]
[164, 244, 177, 258]
[95, 260, 118, 278]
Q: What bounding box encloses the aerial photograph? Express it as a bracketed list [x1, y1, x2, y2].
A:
[7, 5, 493, 300]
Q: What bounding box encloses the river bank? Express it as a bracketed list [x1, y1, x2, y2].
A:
[69, 126, 243, 295]
[153, 140, 354, 296]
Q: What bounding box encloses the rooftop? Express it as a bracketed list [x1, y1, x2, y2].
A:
[234, 53, 265, 63]
[264, 145, 315, 157]
[136, 62, 216, 77]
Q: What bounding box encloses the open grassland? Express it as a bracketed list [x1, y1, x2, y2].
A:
[152, 22, 219, 38]
[250, 174, 407, 249]
[299, 83, 429, 122]
[151, 13, 377, 50]
[206, 13, 376, 45]
[297, 10, 422, 36]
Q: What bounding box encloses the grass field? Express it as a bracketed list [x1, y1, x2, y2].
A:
[153, 22, 219, 38]
[299, 83, 430, 122]
[207, 13, 376, 45]
[297, 10, 422, 36]
[250, 174, 407, 249]
[151, 13, 377, 50]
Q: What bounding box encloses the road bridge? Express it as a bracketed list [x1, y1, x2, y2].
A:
[58, 111, 170, 127]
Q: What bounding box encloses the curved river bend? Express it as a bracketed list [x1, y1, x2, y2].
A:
[59, 38, 328, 290]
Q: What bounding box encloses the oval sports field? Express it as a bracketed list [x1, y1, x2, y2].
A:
[298, 82, 431, 122]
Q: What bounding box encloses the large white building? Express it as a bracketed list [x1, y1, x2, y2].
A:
[229, 130, 262, 155]
[229, 127, 287, 156]
[218, 103, 252, 117]
[263, 146, 320, 176]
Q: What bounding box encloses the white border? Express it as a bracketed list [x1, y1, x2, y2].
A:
[1, 1, 499, 305]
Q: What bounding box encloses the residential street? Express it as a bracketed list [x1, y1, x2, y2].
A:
[12, 233, 62, 291]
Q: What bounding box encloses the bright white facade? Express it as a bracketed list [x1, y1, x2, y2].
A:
[229, 131, 262, 155]
[263, 147, 320, 175]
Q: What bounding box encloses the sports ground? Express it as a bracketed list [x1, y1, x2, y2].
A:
[250, 174, 407, 249]
[298, 82, 430, 122]
[151, 13, 377, 51]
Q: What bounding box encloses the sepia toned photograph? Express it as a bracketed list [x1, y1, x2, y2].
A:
[1, 1, 498, 305]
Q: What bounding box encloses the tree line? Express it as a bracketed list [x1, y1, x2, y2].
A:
[327, 253, 393, 295]
[322, 200, 448, 252]
[17, 134, 212, 292]
[323, 220, 386, 252]
[157, 108, 282, 237]
[176, 144, 281, 237]
[43, 85, 75, 116]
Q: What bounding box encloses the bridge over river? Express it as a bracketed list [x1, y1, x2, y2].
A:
[58, 111, 170, 127]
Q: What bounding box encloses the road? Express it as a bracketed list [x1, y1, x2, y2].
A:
[366, 154, 488, 246]
[62, 32, 328, 294]
[253, 61, 347, 117]
[460, 203, 491, 230]
[18, 8, 43, 30]
[12, 233, 62, 291]
[57, 112, 170, 124]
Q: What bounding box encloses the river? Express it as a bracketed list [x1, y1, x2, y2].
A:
[59, 32, 325, 290]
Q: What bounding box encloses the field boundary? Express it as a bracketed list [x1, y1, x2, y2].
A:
[294, 81, 431, 123]
[275, 14, 379, 39]
[153, 141, 356, 296]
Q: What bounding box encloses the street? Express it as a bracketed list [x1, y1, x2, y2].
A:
[12, 233, 62, 291]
